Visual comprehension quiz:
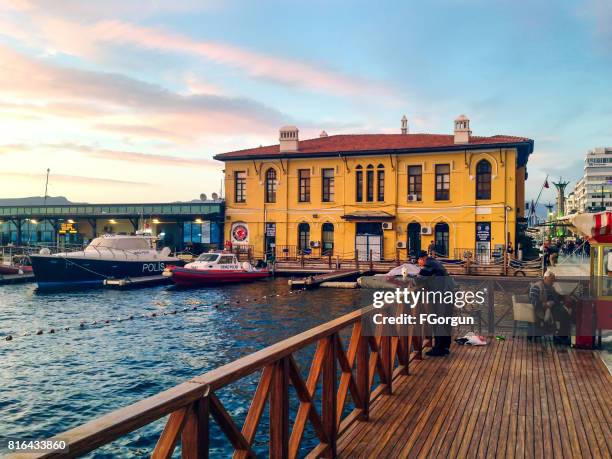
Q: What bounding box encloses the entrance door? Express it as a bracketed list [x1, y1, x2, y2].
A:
[265, 223, 276, 259]
[407, 222, 421, 258]
[475, 222, 491, 263]
[355, 222, 383, 261]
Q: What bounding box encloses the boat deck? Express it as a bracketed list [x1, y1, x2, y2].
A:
[337, 338, 612, 458]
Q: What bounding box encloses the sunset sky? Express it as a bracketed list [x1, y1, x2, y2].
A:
[0, 0, 611, 203]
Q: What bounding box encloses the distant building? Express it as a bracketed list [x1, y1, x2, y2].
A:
[571, 147, 612, 212]
[215, 115, 534, 261]
[0, 201, 224, 251]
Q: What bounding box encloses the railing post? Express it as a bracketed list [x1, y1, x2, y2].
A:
[487, 280, 495, 335]
[322, 335, 337, 458]
[356, 335, 370, 421]
[300, 250, 305, 268]
[369, 249, 373, 272]
[182, 391, 209, 459]
[355, 250, 359, 271]
[270, 358, 289, 459]
[380, 335, 392, 394]
[328, 253, 332, 269]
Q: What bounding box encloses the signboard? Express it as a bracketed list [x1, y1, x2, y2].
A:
[59, 222, 78, 234]
[475, 222, 491, 242]
[231, 223, 249, 244]
[265, 223, 276, 237]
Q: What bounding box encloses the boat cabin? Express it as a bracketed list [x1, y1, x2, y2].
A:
[191, 252, 242, 270]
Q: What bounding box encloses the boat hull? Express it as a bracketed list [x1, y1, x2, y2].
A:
[30, 255, 183, 290]
[168, 267, 269, 287]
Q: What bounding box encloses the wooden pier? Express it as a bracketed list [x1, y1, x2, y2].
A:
[103, 275, 171, 289]
[9, 304, 610, 459]
[288, 268, 364, 288]
[0, 273, 35, 285]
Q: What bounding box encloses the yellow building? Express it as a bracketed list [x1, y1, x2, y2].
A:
[214, 115, 534, 261]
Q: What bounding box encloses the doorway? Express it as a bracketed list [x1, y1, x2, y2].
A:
[355, 222, 383, 261]
[407, 222, 421, 259]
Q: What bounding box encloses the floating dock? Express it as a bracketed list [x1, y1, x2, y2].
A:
[288, 268, 364, 288]
[0, 273, 35, 285]
[103, 275, 171, 289]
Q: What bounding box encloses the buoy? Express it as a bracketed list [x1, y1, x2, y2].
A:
[192, 306, 197, 310]
[128, 315, 134, 320]
[49, 328, 55, 334]
[92, 320, 98, 325]
[5, 335, 12, 341]
[104, 320, 110, 324]
[79, 322, 85, 328]
[151, 312, 157, 317]
[36, 329, 43, 335]
[65, 327, 70, 331]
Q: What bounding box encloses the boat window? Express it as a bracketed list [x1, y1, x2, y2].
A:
[89, 237, 150, 250]
[218, 256, 235, 264]
[196, 253, 220, 262]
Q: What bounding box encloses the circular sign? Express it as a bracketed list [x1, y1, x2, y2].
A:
[232, 224, 248, 242]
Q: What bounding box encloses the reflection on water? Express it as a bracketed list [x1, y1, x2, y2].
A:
[0, 279, 372, 457]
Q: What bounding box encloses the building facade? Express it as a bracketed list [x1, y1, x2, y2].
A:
[215, 116, 534, 261]
[571, 147, 612, 212]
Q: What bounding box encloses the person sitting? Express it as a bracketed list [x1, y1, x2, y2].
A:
[529, 271, 572, 343]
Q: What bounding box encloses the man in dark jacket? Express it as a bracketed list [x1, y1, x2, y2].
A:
[417, 250, 453, 356]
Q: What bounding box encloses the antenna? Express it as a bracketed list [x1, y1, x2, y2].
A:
[43, 168, 50, 206]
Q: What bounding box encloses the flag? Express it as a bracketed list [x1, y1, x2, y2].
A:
[544, 178, 549, 189]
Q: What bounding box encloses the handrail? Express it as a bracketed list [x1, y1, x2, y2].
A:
[9, 304, 426, 459]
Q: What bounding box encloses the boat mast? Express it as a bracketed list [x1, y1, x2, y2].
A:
[43, 168, 50, 206]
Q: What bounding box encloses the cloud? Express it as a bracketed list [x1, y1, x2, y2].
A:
[0, 7, 388, 98]
[0, 45, 289, 138]
[42, 142, 221, 168]
[579, 0, 612, 50]
[89, 20, 387, 97]
[0, 171, 152, 186]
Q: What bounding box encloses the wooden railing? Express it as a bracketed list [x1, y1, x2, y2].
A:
[17, 306, 427, 459]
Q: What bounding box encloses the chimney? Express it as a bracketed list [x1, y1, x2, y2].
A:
[319, 130, 328, 138]
[279, 126, 299, 152]
[401, 115, 408, 134]
[454, 114, 471, 144]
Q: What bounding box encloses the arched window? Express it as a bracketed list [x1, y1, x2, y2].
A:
[434, 223, 449, 257]
[366, 164, 374, 202]
[298, 223, 310, 252]
[355, 165, 363, 202]
[322, 223, 334, 255]
[476, 160, 492, 200]
[377, 164, 385, 201]
[265, 168, 277, 203]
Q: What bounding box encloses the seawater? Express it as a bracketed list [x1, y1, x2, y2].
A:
[0, 279, 372, 457]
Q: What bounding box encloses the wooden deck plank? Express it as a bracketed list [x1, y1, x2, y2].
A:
[336, 339, 611, 459]
[399, 340, 488, 458]
[412, 342, 491, 458]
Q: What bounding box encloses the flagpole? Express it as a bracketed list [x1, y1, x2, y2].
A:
[530, 174, 549, 220]
[43, 168, 50, 206]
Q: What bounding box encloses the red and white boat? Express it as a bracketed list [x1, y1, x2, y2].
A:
[0, 256, 33, 275]
[163, 251, 269, 287]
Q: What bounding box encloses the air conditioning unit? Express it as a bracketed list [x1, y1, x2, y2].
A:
[396, 241, 406, 249]
[408, 194, 419, 202]
[421, 226, 433, 235]
[309, 241, 320, 248]
[382, 222, 393, 230]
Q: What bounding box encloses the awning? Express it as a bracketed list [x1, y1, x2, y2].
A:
[341, 211, 395, 221]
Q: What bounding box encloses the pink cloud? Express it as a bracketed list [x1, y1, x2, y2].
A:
[91, 20, 386, 97]
[0, 171, 152, 186]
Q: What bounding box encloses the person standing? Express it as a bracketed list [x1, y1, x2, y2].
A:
[417, 250, 453, 356]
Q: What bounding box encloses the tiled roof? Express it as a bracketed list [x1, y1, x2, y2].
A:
[214, 133, 533, 161]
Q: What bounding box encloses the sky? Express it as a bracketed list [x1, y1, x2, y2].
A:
[0, 0, 610, 203]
